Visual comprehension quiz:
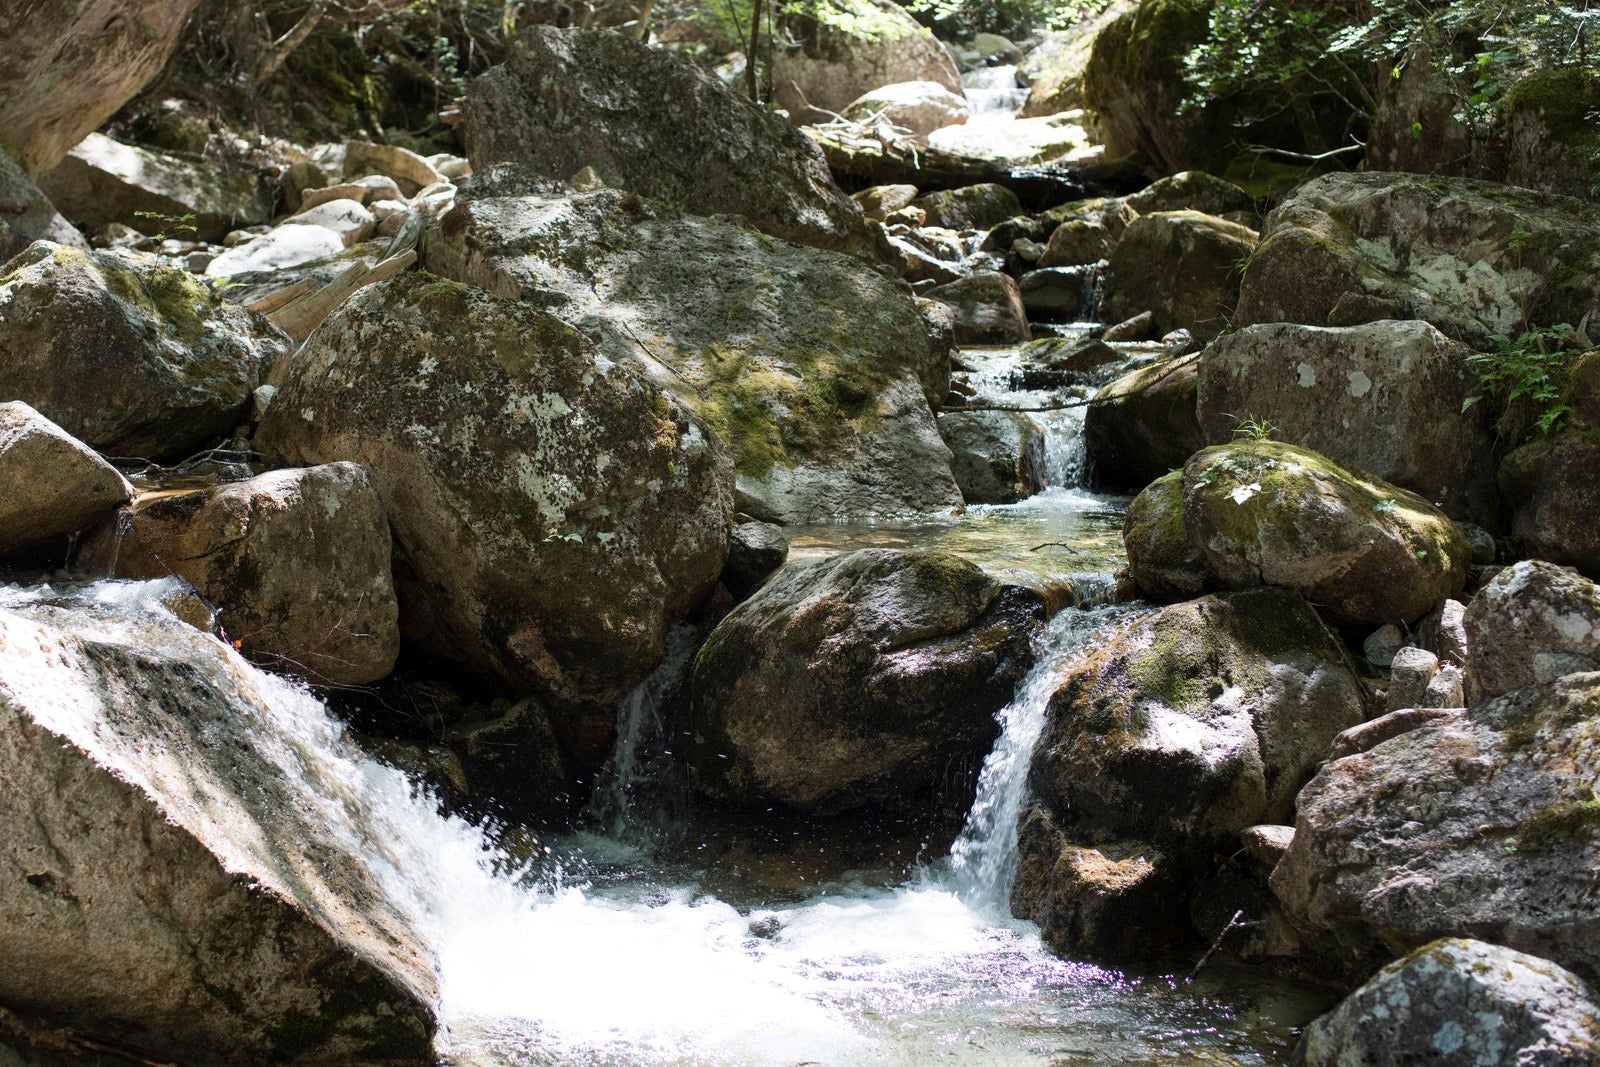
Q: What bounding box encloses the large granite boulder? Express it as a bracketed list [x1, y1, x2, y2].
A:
[422, 190, 960, 523]
[937, 410, 1047, 504]
[0, 0, 202, 177]
[1463, 560, 1600, 704]
[0, 588, 434, 1064]
[1083, 353, 1205, 490]
[462, 26, 870, 256]
[771, 0, 962, 118]
[1235, 173, 1600, 349]
[0, 149, 85, 261]
[1499, 350, 1600, 574]
[1014, 587, 1364, 958]
[1125, 441, 1471, 626]
[77, 463, 399, 688]
[0, 402, 132, 558]
[38, 133, 271, 244]
[1197, 320, 1500, 526]
[686, 549, 1044, 820]
[0, 242, 288, 461]
[1295, 939, 1600, 1067]
[1272, 670, 1600, 982]
[255, 273, 733, 767]
[1100, 210, 1257, 343]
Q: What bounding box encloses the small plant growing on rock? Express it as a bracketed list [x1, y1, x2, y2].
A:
[1227, 412, 1277, 442]
[1462, 325, 1581, 444]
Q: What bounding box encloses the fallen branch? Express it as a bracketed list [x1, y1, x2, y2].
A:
[265, 249, 416, 342]
[1188, 909, 1247, 981]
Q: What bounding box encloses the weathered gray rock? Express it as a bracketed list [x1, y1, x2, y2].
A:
[1197, 320, 1500, 526]
[1272, 670, 1600, 982]
[1363, 623, 1405, 668]
[772, 0, 961, 118]
[1100, 210, 1257, 343]
[1016, 587, 1364, 958]
[1124, 171, 1255, 219]
[256, 273, 733, 767]
[913, 183, 1022, 231]
[1464, 560, 1600, 704]
[1296, 938, 1600, 1067]
[342, 142, 442, 196]
[0, 1, 203, 177]
[686, 549, 1044, 820]
[1038, 217, 1116, 267]
[1121, 470, 1210, 601]
[203, 224, 349, 279]
[852, 184, 920, 221]
[0, 402, 131, 557]
[280, 197, 375, 247]
[0, 149, 85, 261]
[421, 190, 959, 523]
[1386, 646, 1440, 713]
[842, 81, 971, 138]
[0, 242, 287, 461]
[0, 590, 434, 1065]
[1131, 441, 1472, 626]
[1083, 353, 1205, 490]
[1236, 173, 1600, 349]
[464, 26, 871, 256]
[722, 521, 790, 599]
[926, 270, 1031, 344]
[77, 463, 399, 687]
[1418, 598, 1469, 665]
[938, 410, 1047, 504]
[37, 134, 270, 244]
[1500, 394, 1600, 577]
[1424, 664, 1465, 707]
[1506, 70, 1600, 201]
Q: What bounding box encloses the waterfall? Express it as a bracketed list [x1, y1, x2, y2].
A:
[961, 65, 1029, 116]
[945, 602, 1138, 909]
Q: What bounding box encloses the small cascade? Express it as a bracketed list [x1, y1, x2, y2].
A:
[961, 65, 1029, 116]
[1077, 259, 1106, 322]
[103, 507, 135, 576]
[583, 623, 701, 841]
[946, 603, 1139, 908]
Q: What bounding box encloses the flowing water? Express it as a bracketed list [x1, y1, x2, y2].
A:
[0, 342, 1333, 1065]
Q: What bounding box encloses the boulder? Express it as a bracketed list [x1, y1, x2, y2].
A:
[37, 134, 270, 244]
[255, 273, 733, 766]
[1018, 3, 1133, 118]
[1100, 210, 1257, 343]
[0, 402, 132, 557]
[926, 271, 1031, 344]
[1197, 320, 1501, 526]
[1385, 646, 1441, 713]
[1015, 587, 1365, 958]
[1235, 172, 1600, 349]
[841, 81, 971, 138]
[913, 183, 1022, 231]
[0, 150, 86, 261]
[1083, 353, 1204, 490]
[203, 224, 348, 279]
[1296, 938, 1600, 1067]
[1140, 441, 1472, 625]
[1121, 469, 1210, 601]
[1037, 218, 1116, 267]
[1123, 171, 1255, 219]
[0, 242, 287, 461]
[771, 0, 961, 118]
[280, 198, 376, 247]
[937, 410, 1047, 504]
[852, 184, 920, 220]
[1019, 266, 1100, 321]
[77, 463, 399, 687]
[341, 142, 443, 197]
[0, 1, 202, 177]
[1463, 560, 1600, 704]
[421, 190, 960, 523]
[1010, 335, 1122, 390]
[463, 26, 870, 256]
[1506, 69, 1600, 201]
[686, 549, 1045, 820]
[0, 590, 435, 1064]
[721, 521, 790, 599]
[1273, 670, 1600, 982]
[1500, 428, 1600, 577]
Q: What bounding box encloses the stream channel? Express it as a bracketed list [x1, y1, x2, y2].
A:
[5, 338, 1338, 1064]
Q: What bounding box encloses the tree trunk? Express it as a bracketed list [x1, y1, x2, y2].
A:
[252, 0, 332, 86]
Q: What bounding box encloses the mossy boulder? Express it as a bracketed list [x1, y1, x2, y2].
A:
[914, 183, 1023, 231]
[0, 242, 287, 461]
[1235, 172, 1600, 349]
[1296, 939, 1600, 1067]
[77, 463, 399, 688]
[422, 190, 959, 523]
[255, 272, 734, 770]
[1197, 319, 1501, 527]
[464, 26, 872, 258]
[1123, 170, 1255, 219]
[771, 0, 962, 118]
[1127, 440, 1470, 626]
[1272, 670, 1600, 984]
[1121, 469, 1208, 599]
[1101, 209, 1257, 342]
[1083, 352, 1204, 490]
[1506, 69, 1600, 201]
[1014, 587, 1364, 959]
[685, 549, 1045, 822]
[937, 410, 1047, 504]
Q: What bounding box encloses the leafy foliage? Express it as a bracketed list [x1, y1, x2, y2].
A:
[1462, 325, 1582, 444]
[906, 0, 1115, 40]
